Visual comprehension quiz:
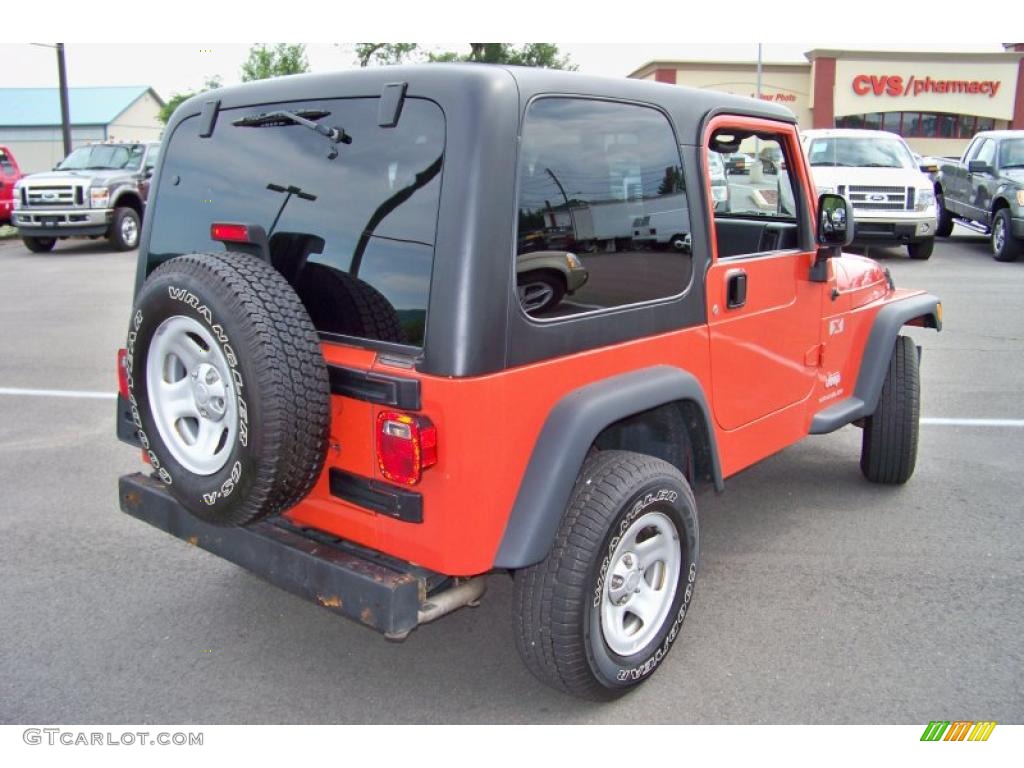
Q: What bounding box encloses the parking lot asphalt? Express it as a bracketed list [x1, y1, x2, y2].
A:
[0, 231, 1021, 724]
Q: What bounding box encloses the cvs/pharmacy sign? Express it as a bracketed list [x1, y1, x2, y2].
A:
[852, 74, 1001, 98]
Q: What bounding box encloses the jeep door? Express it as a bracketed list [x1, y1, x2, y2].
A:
[703, 117, 823, 431]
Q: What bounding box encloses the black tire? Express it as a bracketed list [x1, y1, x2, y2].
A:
[23, 236, 56, 253]
[860, 335, 920, 485]
[991, 208, 1021, 263]
[935, 190, 954, 237]
[514, 450, 699, 700]
[109, 207, 141, 251]
[295, 262, 405, 343]
[907, 238, 934, 260]
[516, 270, 566, 314]
[125, 251, 330, 526]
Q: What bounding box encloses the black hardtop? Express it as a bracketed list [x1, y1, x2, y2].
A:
[147, 64, 800, 379]
[170, 63, 796, 144]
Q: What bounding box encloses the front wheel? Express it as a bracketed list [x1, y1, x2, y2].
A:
[109, 207, 141, 251]
[517, 271, 566, 314]
[514, 450, 699, 700]
[991, 209, 1021, 262]
[861, 335, 920, 484]
[23, 236, 56, 253]
[907, 238, 934, 260]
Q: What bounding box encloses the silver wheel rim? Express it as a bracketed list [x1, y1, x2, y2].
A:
[121, 214, 139, 247]
[146, 315, 237, 475]
[993, 218, 1005, 254]
[518, 281, 555, 312]
[600, 510, 681, 657]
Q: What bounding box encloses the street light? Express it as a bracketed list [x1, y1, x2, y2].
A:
[30, 43, 72, 158]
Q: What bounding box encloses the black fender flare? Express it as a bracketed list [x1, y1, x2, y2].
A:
[811, 293, 941, 434]
[492, 365, 722, 569]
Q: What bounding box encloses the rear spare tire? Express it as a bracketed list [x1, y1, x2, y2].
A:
[124, 251, 331, 526]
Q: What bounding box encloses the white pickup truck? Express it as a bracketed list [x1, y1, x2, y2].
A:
[801, 128, 937, 259]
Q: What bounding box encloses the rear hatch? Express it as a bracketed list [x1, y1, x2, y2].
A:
[144, 95, 445, 499]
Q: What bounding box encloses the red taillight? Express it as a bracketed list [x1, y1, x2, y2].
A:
[376, 410, 437, 486]
[117, 348, 129, 399]
[210, 222, 251, 243]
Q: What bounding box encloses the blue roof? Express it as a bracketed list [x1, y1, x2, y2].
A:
[0, 86, 162, 127]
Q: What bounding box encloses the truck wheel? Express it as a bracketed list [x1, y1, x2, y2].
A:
[124, 251, 330, 526]
[22, 236, 56, 253]
[516, 270, 565, 314]
[514, 450, 699, 700]
[860, 335, 919, 485]
[109, 207, 141, 251]
[670, 233, 691, 253]
[907, 238, 933, 260]
[991, 209, 1021, 262]
[935, 191, 954, 237]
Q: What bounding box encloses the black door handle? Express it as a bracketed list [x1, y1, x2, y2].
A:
[727, 270, 747, 309]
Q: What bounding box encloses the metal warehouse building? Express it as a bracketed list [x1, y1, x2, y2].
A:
[630, 45, 1024, 157]
[0, 86, 164, 174]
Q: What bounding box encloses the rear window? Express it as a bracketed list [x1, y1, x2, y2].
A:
[148, 97, 445, 348]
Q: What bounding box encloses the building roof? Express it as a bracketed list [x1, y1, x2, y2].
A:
[0, 86, 164, 127]
[629, 60, 810, 79]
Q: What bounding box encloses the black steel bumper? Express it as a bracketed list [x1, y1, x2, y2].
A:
[119, 472, 447, 638]
[17, 224, 109, 238]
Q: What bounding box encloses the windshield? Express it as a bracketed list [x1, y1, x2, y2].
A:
[998, 138, 1024, 169]
[807, 137, 914, 169]
[58, 144, 145, 171]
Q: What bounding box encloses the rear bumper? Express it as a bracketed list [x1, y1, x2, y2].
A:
[119, 472, 451, 638]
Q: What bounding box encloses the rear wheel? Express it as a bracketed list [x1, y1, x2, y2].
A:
[860, 335, 920, 484]
[935, 191, 954, 237]
[514, 450, 699, 700]
[670, 233, 691, 253]
[991, 209, 1021, 262]
[23, 236, 56, 253]
[907, 238, 933, 260]
[125, 251, 331, 526]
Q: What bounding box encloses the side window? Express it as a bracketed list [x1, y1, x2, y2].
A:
[709, 129, 803, 259]
[515, 98, 692, 318]
[974, 139, 995, 167]
[965, 138, 985, 161]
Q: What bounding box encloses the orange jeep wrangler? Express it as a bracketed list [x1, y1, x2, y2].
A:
[116, 65, 941, 700]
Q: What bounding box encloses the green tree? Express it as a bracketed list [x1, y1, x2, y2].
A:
[355, 43, 420, 67]
[241, 43, 309, 82]
[355, 43, 575, 70]
[158, 76, 223, 124]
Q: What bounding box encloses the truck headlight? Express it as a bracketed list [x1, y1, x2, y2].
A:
[90, 188, 110, 208]
[1016, 190, 1024, 207]
[12, 188, 21, 209]
[565, 252, 582, 269]
[816, 185, 836, 196]
[914, 188, 935, 212]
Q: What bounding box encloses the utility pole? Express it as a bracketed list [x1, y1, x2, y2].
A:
[756, 43, 763, 101]
[56, 43, 72, 158]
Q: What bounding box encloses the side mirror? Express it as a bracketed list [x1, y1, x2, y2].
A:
[968, 159, 992, 174]
[144, 167, 154, 179]
[817, 193, 854, 249]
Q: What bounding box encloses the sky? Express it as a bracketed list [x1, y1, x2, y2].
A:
[0, 42, 1009, 102]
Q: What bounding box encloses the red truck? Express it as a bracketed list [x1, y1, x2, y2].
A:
[0, 146, 24, 226]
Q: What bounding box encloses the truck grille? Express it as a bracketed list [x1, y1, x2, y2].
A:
[839, 185, 911, 211]
[24, 185, 85, 208]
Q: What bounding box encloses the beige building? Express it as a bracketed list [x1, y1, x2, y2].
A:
[630, 46, 1024, 156]
[0, 86, 164, 174]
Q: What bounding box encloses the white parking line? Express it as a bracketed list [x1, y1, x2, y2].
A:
[921, 418, 1024, 428]
[0, 386, 1022, 428]
[0, 387, 116, 400]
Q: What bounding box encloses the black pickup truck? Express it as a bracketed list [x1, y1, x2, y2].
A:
[934, 130, 1024, 261]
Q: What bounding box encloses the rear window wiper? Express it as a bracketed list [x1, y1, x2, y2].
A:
[233, 109, 352, 158]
